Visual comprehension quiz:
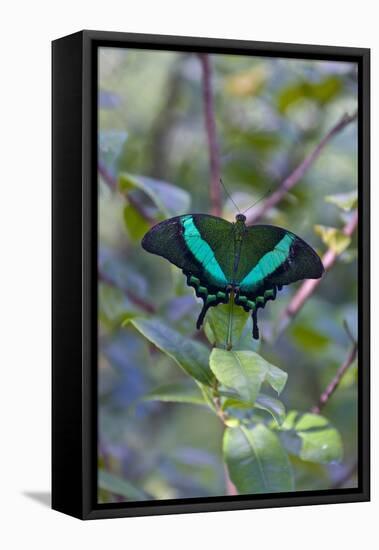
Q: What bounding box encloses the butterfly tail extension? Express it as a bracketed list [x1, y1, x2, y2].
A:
[184, 270, 230, 330]
[196, 302, 210, 330]
[252, 309, 259, 340]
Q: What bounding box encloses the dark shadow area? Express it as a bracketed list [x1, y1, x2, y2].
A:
[23, 491, 51, 508]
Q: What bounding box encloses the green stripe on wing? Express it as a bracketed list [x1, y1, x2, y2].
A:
[182, 215, 228, 286]
[239, 233, 294, 291]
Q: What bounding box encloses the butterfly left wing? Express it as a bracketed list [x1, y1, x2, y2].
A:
[234, 224, 324, 338]
[142, 214, 235, 327]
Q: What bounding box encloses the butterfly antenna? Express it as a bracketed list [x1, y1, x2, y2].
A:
[242, 188, 272, 215]
[220, 178, 240, 213]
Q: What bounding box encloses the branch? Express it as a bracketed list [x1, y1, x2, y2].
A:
[246, 111, 358, 225]
[311, 340, 358, 414]
[278, 209, 358, 332]
[199, 54, 222, 216]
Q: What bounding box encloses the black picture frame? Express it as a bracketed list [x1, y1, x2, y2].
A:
[52, 30, 370, 520]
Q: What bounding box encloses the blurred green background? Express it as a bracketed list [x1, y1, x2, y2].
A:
[97, 47, 358, 503]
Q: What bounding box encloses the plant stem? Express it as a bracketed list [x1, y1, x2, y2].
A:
[226, 291, 235, 350]
[246, 111, 358, 225]
[312, 341, 357, 414]
[199, 54, 222, 216]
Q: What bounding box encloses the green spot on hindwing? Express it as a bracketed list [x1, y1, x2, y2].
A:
[264, 288, 275, 299]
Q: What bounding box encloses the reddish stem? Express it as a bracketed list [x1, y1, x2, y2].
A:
[247, 112, 358, 225]
[312, 342, 357, 414]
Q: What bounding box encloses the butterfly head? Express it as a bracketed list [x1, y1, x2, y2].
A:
[235, 213, 246, 223]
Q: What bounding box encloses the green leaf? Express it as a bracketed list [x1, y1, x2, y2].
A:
[119, 172, 191, 217]
[222, 397, 251, 410]
[325, 191, 358, 212]
[310, 76, 342, 103]
[143, 380, 206, 405]
[131, 317, 213, 386]
[291, 324, 330, 351]
[205, 302, 249, 348]
[222, 392, 285, 426]
[210, 349, 267, 405]
[279, 411, 343, 464]
[98, 469, 149, 501]
[123, 203, 150, 241]
[281, 409, 298, 430]
[121, 312, 142, 326]
[223, 424, 294, 494]
[210, 349, 287, 405]
[277, 76, 342, 113]
[265, 363, 288, 395]
[255, 394, 286, 426]
[99, 282, 138, 325]
[198, 384, 218, 413]
[314, 224, 351, 254]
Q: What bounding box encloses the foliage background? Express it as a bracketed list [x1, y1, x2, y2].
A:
[97, 47, 358, 503]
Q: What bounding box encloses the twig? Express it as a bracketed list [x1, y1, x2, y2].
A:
[199, 54, 222, 216]
[246, 111, 358, 225]
[278, 209, 358, 332]
[311, 341, 358, 414]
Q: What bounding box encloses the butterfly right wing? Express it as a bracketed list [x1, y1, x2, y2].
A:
[233, 224, 324, 339]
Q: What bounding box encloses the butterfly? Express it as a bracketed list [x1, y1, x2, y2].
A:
[141, 212, 324, 341]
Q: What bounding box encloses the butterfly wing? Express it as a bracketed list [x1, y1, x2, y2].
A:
[142, 218, 324, 339]
[236, 224, 323, 291]
[234, 225, 324, 338]
[142, 214, 235, 327]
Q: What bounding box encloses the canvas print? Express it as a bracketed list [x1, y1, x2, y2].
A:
[97, 47, 358, 503]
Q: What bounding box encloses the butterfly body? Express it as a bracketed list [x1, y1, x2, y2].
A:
[142, 213, 324, 340]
